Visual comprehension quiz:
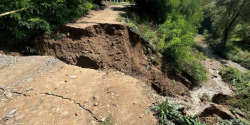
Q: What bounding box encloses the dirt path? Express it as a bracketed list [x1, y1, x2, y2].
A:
[66, 2, 126, 29]
[194, 35, 248, 72]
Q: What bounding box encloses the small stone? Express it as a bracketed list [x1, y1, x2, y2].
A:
[115, 94, 119, 97]
[26, 87, 32, 91]
[9, 109, 17, 115]
[50, 76, 53, 78]
[66, 74, 69, 76]
[93, 96, 96, 100]
[5, 119, 13, 125]
[69, 75, 77, 79]
[5, 92, 12, 99]
[5, 114, 14, 118]
[75, 113, 78, 116]
[39, 74, 43, 77]
[139, 116, 143, 118]
[65, 80, 68, 82]
[85, 100, 89, 103]
[0, 85, 5, 89]
[62, 111, 68, 115]
[116, 71, 120, 74]
[112, 103, 116, 106]
[94, 102, 99, 106]
[14, 123, 20, 125]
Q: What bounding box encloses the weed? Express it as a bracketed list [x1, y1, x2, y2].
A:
[99, 116, 114, 125]
[116, 16, 124, 22]
[149, 56, 156, 62]
[92, 4, 100, 10]
[200, 93, 211, 102]
[56, 33, 66, 40]
[219, 66, 250, 120]
[147, 65, 151, 71]
[149, 98, 208, 125]
[172, 80, 176, 86]
[216, 117, 247, 125]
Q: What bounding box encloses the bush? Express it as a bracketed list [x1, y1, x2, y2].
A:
[0, 0, 93, 45]
[219, 67, 250, 120]
[149, 98, 208, 125]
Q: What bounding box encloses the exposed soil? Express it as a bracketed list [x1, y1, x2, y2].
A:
[34, 24, 190, 96]
[0, 55, 158, 125]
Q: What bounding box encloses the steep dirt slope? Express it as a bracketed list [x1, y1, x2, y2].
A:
[0, 55, 158, 125]
[35, 24, 191, 96]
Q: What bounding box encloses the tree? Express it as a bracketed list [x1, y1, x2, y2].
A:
[207, 0, 250, 47]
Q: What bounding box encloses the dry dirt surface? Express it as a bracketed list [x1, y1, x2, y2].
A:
[66, 2, 126, 29]
[0, 55, 158, 125]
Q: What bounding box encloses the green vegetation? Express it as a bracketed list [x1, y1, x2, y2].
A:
[150, 98, 247, 125]
[122, 0, 208, 85]
[0, 0, 93, 45]
[99, 116, 114, 125]
[217, 118, 247, 125]
[149, 98, 208, 125]
[116, 16, 124, 22]
[219, 67, 250, 120]
[201, 0, 250, 69]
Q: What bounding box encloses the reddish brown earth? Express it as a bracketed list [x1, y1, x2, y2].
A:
[35, 24, 191, 97]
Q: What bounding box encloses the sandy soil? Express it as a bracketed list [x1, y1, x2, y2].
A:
[66, 2, 126, 29]
[0, 55, 158, 125]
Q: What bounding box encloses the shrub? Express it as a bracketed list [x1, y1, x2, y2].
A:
[0, 0, 93, 45]
[116, 16, 124, 22]
[149, 98, 208, 125]
[219, 67, 250, 120]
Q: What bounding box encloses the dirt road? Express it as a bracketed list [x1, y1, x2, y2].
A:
[67, 2, 126, 29]
[0, 55, 157, 125]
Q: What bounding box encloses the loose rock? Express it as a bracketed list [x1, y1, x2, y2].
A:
[5, 114, 14, 118]
[9, 109, 17, 115]
[69, 75, 77, 79]
[94, 102, 99, 106]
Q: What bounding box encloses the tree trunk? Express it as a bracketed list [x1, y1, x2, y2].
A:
[220, 12, 240, 48]
[221, 27, 229, 48]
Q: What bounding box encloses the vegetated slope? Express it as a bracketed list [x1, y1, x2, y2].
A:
[35, 24, 192, 96]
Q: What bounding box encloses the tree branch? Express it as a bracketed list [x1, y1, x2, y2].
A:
[0, 8, 27, 17]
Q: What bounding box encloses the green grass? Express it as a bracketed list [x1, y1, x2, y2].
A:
[116, 16, 124, 22]
[219, 66, 250, 120]
[149, 98, 208, 125]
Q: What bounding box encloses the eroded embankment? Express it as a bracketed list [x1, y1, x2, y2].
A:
[34, 24, 192, 96]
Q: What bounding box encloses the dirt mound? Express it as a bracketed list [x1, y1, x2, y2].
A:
[34, 24, 190, 96]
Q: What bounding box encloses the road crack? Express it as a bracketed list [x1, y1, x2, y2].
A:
[1, 88, 101, 122]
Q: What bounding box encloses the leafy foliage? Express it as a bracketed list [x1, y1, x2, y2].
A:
[149, 98, 208, 125]
[123, 0, 208, 85]
[216, 117, 247, 125]
[220, 66, 250, 120]
[0, 0, 93, 45]
[202, 0, 250, 47]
